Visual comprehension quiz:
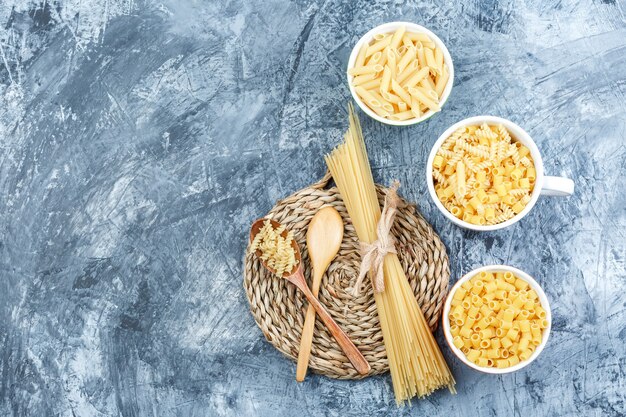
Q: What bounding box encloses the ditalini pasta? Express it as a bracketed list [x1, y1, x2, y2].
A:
[432, 124, 536, 225]
[326, 104, 455, 403]
[249, 219, 298, 277]
[448, 271, 549, 368]
[349, 26, 449, 121]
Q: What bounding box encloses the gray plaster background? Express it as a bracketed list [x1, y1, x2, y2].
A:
[0, 0, 625, 416]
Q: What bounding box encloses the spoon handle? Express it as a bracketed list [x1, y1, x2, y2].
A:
[295, 271, 321, 382]
[289, 270, 370, 375]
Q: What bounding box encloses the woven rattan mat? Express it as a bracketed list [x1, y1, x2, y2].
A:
[243, 173, 450, 379]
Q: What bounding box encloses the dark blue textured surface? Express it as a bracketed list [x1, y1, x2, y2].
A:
[0, 1, 625, 416]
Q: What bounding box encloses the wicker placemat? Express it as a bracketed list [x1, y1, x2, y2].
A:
[243, 173, 450, 379]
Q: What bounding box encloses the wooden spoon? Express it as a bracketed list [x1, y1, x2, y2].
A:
[296, 207, 347, 381]
[249, 218, 370, 376]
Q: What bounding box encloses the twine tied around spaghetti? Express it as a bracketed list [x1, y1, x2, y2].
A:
[352, 180, 402, 296]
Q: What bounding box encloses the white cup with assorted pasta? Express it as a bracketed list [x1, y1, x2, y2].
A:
[442, 265, 551, 374]
[427, 116, 575, 231]
[347, 22, 453, 125]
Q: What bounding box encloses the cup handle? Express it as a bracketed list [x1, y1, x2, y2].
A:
[540, 176, 575, 196]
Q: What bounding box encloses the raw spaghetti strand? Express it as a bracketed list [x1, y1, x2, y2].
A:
[325, 103, 455, 403]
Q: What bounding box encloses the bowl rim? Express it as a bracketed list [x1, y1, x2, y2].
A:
[441, 265, 552, 374]
[426, 115, 545, 231]
[346, 21, 454, 126]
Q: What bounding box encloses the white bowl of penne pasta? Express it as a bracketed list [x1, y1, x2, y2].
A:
[347, 22, 454, 125]
[427, 116, 575, 231]
[442, 265, 551, 374]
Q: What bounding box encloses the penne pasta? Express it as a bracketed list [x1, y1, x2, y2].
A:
[424, 47, 437, 73]
[434, 46, 444, 74]
[416, 85, 438, 103]
[389, 25, 406, 50]
[366, 51, 383, 66]
[365, 36, 392, 57]
[408, 86, 441, 112]
[379, 65, 392, 93]
[354, 86, 382, 108]
[410, 96, 422, 118]
[396, 59, 419, 84]
[403, 66, 430, 89]
[397, 46, 416, 74]
[387, 48, 397, 78]
[377, 46, 389, 67]
[348, 64, 384, 76]
[369, 104, 392, 118]
[416, 41, 426, 68]
[420, 76, 436, 92]
[381, 91, 402, 104]
[390, 110, 416, 121]
[355, 43, 368, 68]
[369, 90, 394, 113]
[348, 26, 450, 121]
[435, 64, 449, 97]
[401, 34, 414, 48]
[352, 73, 376, 86]
[358, 77, 382, 91]
[391, 79, 412, 105]
[404, 31, 432, 44]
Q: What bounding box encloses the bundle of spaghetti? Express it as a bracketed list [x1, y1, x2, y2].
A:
[325, 104, 455, 404]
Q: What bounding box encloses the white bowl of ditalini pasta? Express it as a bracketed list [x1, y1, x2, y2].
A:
[427, 116, 574, 231]
[347, 22, 454, 125]
[442, 265, 551, 374]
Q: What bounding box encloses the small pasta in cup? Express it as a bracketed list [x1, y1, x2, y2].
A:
[432, 123, 536, 226]
[442, 265, 551, 374]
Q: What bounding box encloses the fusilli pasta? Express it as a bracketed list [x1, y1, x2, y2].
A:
[432, 124, 535, 226]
